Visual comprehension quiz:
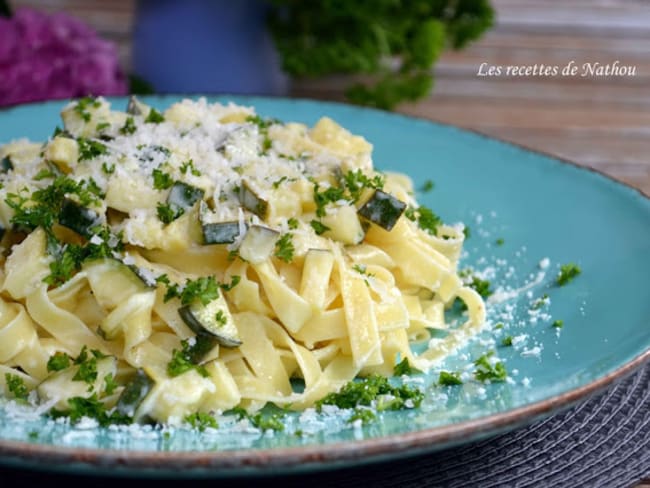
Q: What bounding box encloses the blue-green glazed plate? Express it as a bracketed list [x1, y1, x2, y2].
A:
[0, 96, 648, 477]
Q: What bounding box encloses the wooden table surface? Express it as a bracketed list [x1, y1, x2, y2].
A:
[7, 0, 650, 486]
[12, 0, 650, 196]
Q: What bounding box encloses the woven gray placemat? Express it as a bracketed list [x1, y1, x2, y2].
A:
[1, 362, 648, 487]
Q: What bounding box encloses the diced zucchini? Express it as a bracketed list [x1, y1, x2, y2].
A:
[115, 368, 155, 419]
[239, 180, 268, 219]
[169, 181, 204, 209]
[83, 257, 155, 309]
[185, 334, 221, 363]
[58, 198, 102, 237]
[160, 181, 205, 225]
[237, 225, 279, 264]
[1, 156, 13, 173]
[202, 221, 245, 245]
[199, 201, 246, 245]
[357, 189, 406, 231]
[178, 294, 242, 348]
[126, 95, 148, 116]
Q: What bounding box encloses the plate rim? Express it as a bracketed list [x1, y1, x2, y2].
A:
[0, 95, 648, 476]
[0, 352, 646, 476]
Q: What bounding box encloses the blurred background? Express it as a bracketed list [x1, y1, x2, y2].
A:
[1, 0, 649, 195]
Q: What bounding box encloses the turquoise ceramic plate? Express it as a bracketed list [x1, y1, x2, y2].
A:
[0, 96, 648, 477]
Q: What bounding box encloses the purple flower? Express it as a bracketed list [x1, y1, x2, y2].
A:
[0, 8, 128, 107]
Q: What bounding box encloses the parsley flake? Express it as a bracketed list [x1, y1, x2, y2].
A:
[120, 116, 137, 135]
[393, 358, 422, 376]
[152, 168, 174, 190]
[473, 352, 507, 383]
[5, 373, 29, 400]
[316, 374, 423, 412]
[310, 219, 330, 235]
[556, 263, 581, 286]
[47, 352, 71, 372]
[274, 233, 295, 263]
[77, 137, 108, 161]
[438, 371, 463, 386]
[167, 339, 209, 378]
[145, 108, 165, 124]
[184, 412, 218, 431]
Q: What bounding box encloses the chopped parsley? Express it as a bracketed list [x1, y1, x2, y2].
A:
[393, 358, 422, 376]
[348, 407, 376, 424]
[341, 169, 384, 202]
[460, 270, 492, 299]
[552, 319, 564, 329]
[167, 339, 209, 378]
[420, 179, 434, 192]
[152, 168, 174, 190]
[49, 394, 130, 427]
[73, 96, 101, 122]
[245, 114, 280, 130]
[311, 170, 385, 217]
[145, 108, 165, 124]
[501, 336, 513, 347]
[6, 175, 103, 234]
[180, 159, 201, 176]
[47, 351, 71, 372]
[251, 412, 285, 431]
[287, 217, 299, 229]
[272, 176, 289, 189]
[220, 275, 241, 292]
[316, 374, 423, 412]
[162, 275, 224, 306]
[404, 205, 442, 236]
[438, 371, 463, 386]
[181, 276, 220, 306]
[184, 412, 218, 431]
[463, 225, 471, 239]
[352, 264, 372, 276]
[42, 226, 123, 287]
[274, 233, 295, 263]
[473, 352, 507, 383]
[77, 137, 108, 161]
[310, 219, 330, 235]
[494, 322, 504, 330]
[531, 294, 549, 310]
[101, 162, 115, 174]
[5, 373, 29, 400]
[157, 202, 183, 224]
[44, 243, 85, 287]
[245, 115, 279, 155]
[495, 237, 504, 246]
[228, 406, 285, 432]
[72, 346, 103, 384]
[95, 122, 110, 132]
[556, 263, 581, 286]
[120, 116, 137, 135]
[214, 310, 227, 327]
[313, 183, 345, 217]
[103, 373, 118, 395]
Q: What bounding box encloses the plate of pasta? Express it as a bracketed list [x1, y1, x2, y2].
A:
[0, 95, 648, 476]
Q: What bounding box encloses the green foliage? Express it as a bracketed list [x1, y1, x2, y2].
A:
[267, 0, 494, 109]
